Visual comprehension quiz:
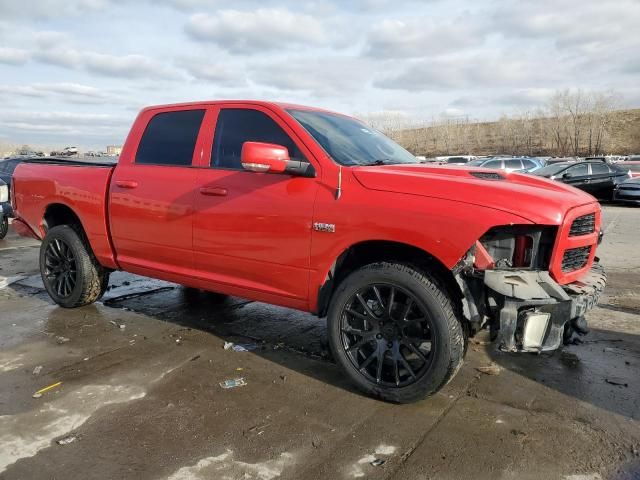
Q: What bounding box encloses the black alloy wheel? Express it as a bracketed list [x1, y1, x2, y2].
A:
[43, 237, 77, 298]
[340, 283, 435, 387]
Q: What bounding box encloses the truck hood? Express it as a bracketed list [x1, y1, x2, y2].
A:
[352, 164, 596, 225]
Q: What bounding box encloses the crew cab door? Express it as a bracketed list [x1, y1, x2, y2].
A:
[192, 105, 318, 306]
[109, 107, 206, 275]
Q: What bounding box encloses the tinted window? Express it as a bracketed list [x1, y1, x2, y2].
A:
[213, 109, 306, 169]
[484, 160, 502, 168]
[535, 163, 571, 176]
[447, 157, 467, 163]
[522, 159, 537, 169]
[136, 109, 205, 166]
[505, 159, 523, 169]
[591, 163, 610, 175]
[567, 164, 589, 176]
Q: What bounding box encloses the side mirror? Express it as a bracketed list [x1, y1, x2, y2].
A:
[241, 142, 289, 174]
[563, 172, 572, 179]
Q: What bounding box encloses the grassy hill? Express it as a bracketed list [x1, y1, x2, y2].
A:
[392, 108, 640, 157]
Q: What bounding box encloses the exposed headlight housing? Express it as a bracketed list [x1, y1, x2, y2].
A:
[477, 225, 557, 270]
[0, 184, 8, 203]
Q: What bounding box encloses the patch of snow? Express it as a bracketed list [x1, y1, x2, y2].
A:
[0, 384, 145, 472]
[167, 450, 294, 480]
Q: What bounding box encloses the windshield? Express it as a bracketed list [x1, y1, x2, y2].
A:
[534, 163, 570, 176]
[287, 109, 418, 166]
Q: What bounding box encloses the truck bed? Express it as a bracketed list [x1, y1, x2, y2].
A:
[12, 161, 118, 269]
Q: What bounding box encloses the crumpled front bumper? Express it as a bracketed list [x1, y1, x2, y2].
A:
[484, 263, 606, 352]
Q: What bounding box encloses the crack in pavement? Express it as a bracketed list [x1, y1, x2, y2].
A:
[385, 373, 482, 479]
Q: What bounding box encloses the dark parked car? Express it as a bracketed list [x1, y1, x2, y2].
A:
[0, 179, 10, 239]
[467, 157, 544, 172]
[533, 161, 631, 200]
[618, 161, 640, 178]
[0, 157, 22, 194]
[613, 177, 640, 205]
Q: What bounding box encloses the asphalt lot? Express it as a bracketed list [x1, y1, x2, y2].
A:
[0, 205, 639, 480]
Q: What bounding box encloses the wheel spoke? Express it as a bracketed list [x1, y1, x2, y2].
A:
[345, 308, 368, 322]
[342, 325, 367, 337]
[48, 243, 60, 260]
[375, 345, 385, 384]
[346, 335, 374, 352]
[405, 341, 428, 364]
[387, 287, 395, 317]
[54, 240, 64, 259]
[400, 298, 414, 322]
[359, 349, 377, 371]
[65, 275, 72, 296]
[372, 286, 385, 310]
[356, 293, 379, 319]
[399, 354, 417, 380]
[55, 275, 64, 296]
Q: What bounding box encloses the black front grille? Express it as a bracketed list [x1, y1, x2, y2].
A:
[569, 213, 595, 236]
[562, 246, 591, 272]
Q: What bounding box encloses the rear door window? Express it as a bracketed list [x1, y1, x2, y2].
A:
[590, 163, 610, 175]
[484, 160, 502, 169]
[567, 164, 589, 176]
[505, 159, 523, 169]
[136, 109, 205, 166]
[212, 109, 306, 169]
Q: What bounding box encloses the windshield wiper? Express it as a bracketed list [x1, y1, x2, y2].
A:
[361, 159, 396, 166]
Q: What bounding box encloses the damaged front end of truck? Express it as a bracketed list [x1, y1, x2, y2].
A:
[454, 205, 607, 353]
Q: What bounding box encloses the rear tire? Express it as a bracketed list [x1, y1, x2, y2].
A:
[40, 225, 110, 308]
[0, 216, 8, 240]
[327, 262, 465, 403]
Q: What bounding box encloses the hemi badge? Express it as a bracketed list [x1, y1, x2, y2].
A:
[313, 222, 336, 233]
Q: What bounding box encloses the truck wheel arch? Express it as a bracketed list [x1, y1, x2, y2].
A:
[43, 203, 85, 234]
[315, 240, 464, 321]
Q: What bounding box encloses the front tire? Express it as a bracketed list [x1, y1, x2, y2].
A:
[327, 262, 465, 403]
[40, 225, 110, 308]
[0, 216, 8, 240]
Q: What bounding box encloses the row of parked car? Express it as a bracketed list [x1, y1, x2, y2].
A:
[427, 155, 640, 204]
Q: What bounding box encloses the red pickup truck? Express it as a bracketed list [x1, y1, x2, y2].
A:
[12, 101, 606, 403]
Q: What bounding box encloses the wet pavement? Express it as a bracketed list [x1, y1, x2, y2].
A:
[0, 206, 639, 480]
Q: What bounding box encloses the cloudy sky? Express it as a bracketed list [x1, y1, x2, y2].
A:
[0, 0, 639, 149]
